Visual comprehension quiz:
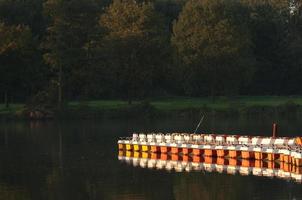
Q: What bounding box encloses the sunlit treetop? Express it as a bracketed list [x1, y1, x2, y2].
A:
[0, 22, 31, 55]
[100, 0, 164, 40]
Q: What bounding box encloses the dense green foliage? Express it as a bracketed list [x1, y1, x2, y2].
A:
[172, 0, 254, 96]
[1, 0, 302, 108]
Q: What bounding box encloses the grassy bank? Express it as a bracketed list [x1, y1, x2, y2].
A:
[68, 96, 302, 110]
[0, 104, 24, 116]
[2, 96, 302, 119]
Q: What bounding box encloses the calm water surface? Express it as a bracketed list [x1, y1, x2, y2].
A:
[0, 116, 302, 200]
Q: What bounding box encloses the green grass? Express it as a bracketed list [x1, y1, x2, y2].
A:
[0, 104, 24, 114]
[69, 96, 302, 111]
[68, 100, 141, 109]
[2, 96, 302, 116]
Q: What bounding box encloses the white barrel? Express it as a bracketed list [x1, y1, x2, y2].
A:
[215, 135, 226, 143]
[287, 138, 296, 146]
[174, 134, 180, 141]
[165, 134, 173, 142]
[204, 134, 214, 143]
[175, 134, 184, 143]
[132, 133, 139, 141]
[238, 136, 250, 144]
[274, 138, 286, 146]
[139, 133, 146, 142]
[251, 137, 262, 145]
[226, 135, 238, 144]
[147, 134, 156, 142]
[139, 159, 147, 168]
[184, 134, 192, 142]
[295, 152, 302, 159]
[261, 137, 274, 146]
[193, 134, 202, 142]
[155, 134, 165, 143]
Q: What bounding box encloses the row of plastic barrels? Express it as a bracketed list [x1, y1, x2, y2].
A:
[117, 140, 302, 166]
[131, 133, 300, 146]
[118, 151, 302, 183]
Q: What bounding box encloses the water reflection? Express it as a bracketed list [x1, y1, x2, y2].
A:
[118, 151, 302, 183]
[0, 119, 302, 200]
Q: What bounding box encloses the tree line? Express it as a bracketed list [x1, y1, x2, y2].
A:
[1, 0, 302, 107]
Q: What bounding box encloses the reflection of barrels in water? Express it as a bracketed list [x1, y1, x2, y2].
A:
[118, 150, 302, 183]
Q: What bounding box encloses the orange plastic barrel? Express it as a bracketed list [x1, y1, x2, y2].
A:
[151, 153, 159, 159]
[171, 154, 180, 161]
[284, 155, 291, 163]
[205, 156, 215, 164]
[254, 152, 262, 160]
[150, 146, 160, 153]
[171, 147, 181, 154]
[118, 143, 124, 150]
[217, 157, 228, 165]
[296, 137, 302, 146]
[160, 146, 170, 153]
[229, 158, 239, 166]
[182, 148, 192, 155]
[241, 151, 254, 159]
[192, 155, 204, 163]
[182, 155, 192, 162]
[160, 153, 169, 160]
[242, 159, 254, 167]
[192, 149, 203, 156]
[229, 150, 239, 158]
[204, 149, 217, 157]
[255, 160, 263, 168]
[217, 150, 227, 157]
[267, 153, 279, 161]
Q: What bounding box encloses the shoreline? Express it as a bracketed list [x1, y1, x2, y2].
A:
[0, 97, 302, 120]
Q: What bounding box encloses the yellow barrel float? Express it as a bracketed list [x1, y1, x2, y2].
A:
[150, 142, 160, 153]
[118, 142, 124, 150]
[141, 142, 150, 152]
[132, 141, 140, 151]
[125, 140, 132, 151]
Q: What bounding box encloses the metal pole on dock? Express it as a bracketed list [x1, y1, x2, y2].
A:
[272, 123, 278, 138]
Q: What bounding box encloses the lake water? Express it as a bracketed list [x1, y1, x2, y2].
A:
[0, 116, 302, 200]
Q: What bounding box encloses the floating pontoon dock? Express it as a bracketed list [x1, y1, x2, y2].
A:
[118, 133, 302, 167]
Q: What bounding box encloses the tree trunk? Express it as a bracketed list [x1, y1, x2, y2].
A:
[127, 50, 137, 106]
[210, 64, 217, 102]
[4, 91, 9, 108]
[58, 65, 62, 109]
[210, 83, 215, 102]
[210, 72, 216, 102]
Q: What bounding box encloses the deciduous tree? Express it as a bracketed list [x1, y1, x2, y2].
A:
[99, 0, 168, 103]
[0, 22, 32, 107]
[43, 0, 99, 108]
[172, 0, 254, 97]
